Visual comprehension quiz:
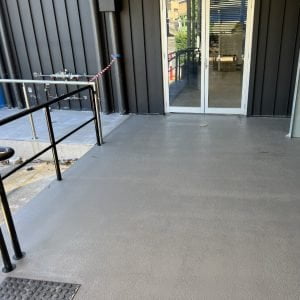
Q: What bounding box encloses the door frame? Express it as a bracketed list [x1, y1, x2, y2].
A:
[160, 0, 256, 115]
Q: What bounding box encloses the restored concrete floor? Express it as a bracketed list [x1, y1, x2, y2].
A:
[1, 114, 300, 299]
[170, 69, 242, 108]
[0, 108, 129, 160]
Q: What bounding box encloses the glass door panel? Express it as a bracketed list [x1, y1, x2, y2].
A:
[167, 0, 202, 109]
[208, 0, 248, 109]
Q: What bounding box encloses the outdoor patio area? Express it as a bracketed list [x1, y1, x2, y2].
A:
[0, 114, 300, 299]
[0, 108, 129, 160]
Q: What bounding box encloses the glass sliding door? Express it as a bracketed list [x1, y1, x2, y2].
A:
[206, 0, 248, 112]
[163, 0, 252, 114]
[166, 0, 203, 112]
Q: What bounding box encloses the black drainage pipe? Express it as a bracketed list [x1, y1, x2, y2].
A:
[0, 227, 15, 273]
[106, 12, 127, 114]
[90, 0, 111, 113]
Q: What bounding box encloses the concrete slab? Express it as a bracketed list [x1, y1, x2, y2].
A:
[1, 115, 300, 299]
[0, 108, 130, 160]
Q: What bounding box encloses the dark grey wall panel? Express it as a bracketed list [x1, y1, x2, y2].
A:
[5, 0, 37, 106]
[128, 0, 149, 113]
[40, 0, 67, 109]
[52, 0, 79, 110]
[120, 0, 137, 113]
[260, 0, 285, 115]
[119, 0, 164, 114]
[248, 0, 300, 116]
[17, 0, 48, 105]
[98, 0, 120, 12]
[29, 0, 59, 107]
[78, 0, 110, 112]
[103, 13, 119, 112]
[2, 0, 165, 114]
[275, 0, 300, 116]
[66, 0, 90, 110]
[3, 0, 101, 110]
[143, 0, 164, 114]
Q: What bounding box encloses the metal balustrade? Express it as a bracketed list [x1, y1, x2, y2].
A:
[0, 80, 103, 272]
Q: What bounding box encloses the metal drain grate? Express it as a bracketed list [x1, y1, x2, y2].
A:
[0, 277, 80, 300]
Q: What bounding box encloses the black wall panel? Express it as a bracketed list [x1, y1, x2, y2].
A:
[1, 0, 164, 113]
[143, 0, 164, 114]
[120, 0, 137, 113]
[120, 0, 164, 114]
[248, 0, 300, 116]
[2, 0, 102, 110]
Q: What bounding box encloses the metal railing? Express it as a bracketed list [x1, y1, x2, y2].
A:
[168, 48, 200, 82]
[0, 80, 103, 272]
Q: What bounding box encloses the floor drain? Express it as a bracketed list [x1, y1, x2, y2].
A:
[0, 277, 80, 299]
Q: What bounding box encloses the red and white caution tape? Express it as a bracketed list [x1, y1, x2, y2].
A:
[89, 54, 120, 82]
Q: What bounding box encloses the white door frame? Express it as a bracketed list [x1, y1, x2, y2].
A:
[160, 0, 255, 115]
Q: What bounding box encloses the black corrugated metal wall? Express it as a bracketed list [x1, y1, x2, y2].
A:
[2, 0, 300, 116]
[1, 0, 105, 110]
[0, 0, 164, 114]
[248, 0, 300, 116]
[120, 0, 164, 114]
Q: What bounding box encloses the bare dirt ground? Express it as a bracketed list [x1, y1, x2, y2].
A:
[0, 161, 72, 223]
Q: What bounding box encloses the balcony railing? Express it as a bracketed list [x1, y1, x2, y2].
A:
[0, 79, 102, 272]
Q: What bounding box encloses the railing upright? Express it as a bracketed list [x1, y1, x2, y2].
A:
[0, 175, 24, 260]
[0, 226, 15, 272]
[44, 106, 62, 181]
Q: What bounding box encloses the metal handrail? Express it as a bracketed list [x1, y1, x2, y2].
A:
[0, 86, 90, 126]
[0, 78, 103, 144]
[0, 84, 102, 271]
[168, 48, 201, 82]
[0, 85, 101, 179]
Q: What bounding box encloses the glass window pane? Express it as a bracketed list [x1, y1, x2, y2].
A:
[167, 0, 202, 108]
[208, 0, 248, 108]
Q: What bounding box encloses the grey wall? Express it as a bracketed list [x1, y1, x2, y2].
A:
[248, 0, 300, 116]
[1, 0, 107, 110]
[120, 0, 164, 114]
[0, 0, 165, 114]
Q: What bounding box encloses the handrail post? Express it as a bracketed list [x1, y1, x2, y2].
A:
[22, 83, 38, 140]
[0, 226, 15, 273]
[89, 88, 101, 146]
[44, 107, 62, 181]
[92, 83, 103, 145]
[0, 175, 24, 260]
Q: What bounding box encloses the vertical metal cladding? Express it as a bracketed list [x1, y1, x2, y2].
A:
[0, 0, 23, 108]
[106, 12, 127, 114]
[1, 0, 165, 114]
[1, 0, 103, 111]
[0, 51, 13, 108]
[119, 0, 164, 114]
[248, 0, 300, 116]
[89, 0, 112, 113]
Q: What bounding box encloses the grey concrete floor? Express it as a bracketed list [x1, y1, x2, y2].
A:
[0, 108, 129, 143]
[1, 114, 300, 299]
[0, 108, 130, 160]
[170, 69, 242, 108]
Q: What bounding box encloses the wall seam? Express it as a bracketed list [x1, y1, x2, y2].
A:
[15, 0, 38, 105]
[272, 0, 287, 115]
[141, 0, 150, 113]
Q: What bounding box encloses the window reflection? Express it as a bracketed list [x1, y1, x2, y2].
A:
[209, 0, 248, 108]
[167, 0, 202, 108]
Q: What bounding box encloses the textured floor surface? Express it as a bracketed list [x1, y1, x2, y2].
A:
[0, 114, 300, 299]
[0, 108, 129, 144]
[170, 69, 242, 108]
[0, 277, 80, 299]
